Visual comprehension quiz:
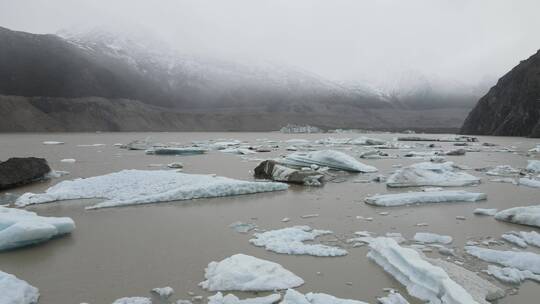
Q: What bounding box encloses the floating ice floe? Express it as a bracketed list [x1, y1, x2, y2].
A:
[249, 226, 347, 257]
[365, 190, 486, 207]
[527, 160, 540, 173]
[151, 286, 174, 300]
[350, 136, 386, 146]
[427, 258, 504, 303]
[42, 141, 64, 145]
[221, 148, 256, 155]
[112, 297, 151, 304]
[486, 265, 540, 284]
[529, 144, 540, 153]
[386, 162, 480, 187]
[414, 232, 453, 244]
[15, 170, 288, 209]
[367, 237, 496, 304]
[494, 205, 540, 228]
[465, 246, 540, 274]
[473, 208, 498, 216]
[0, 270, 39, 304]
[0, 206, 75, 251]
[377, 291, 409, 304]
[518, 177, 540, 188]
[485, 165, 520, 176]
[281, 289, 369, 304]
[501, 233, 528, 248]
[60, 158, 76, 163]
[145, 147, 207, 155]
[199, 254, 304, 291]
[519, 231, 540, 247]
[229, 222, 257, 233]
[281, 150, 377, 173]
[488, 177, 516, 184]
[208, 292, 281, 304]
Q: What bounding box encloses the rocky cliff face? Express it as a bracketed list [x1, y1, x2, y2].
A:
[461, 50, 540, 137]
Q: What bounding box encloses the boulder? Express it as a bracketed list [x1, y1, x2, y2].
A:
[254, 160, 323, 186]
[0, 157, 51, 190]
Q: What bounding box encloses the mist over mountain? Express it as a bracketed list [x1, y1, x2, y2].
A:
[0, 26, 487, 132]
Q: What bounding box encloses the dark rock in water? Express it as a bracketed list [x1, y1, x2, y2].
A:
[461, 49, 540, 137]
[0, 157, 51, 190]
[254, 160, 323, 186]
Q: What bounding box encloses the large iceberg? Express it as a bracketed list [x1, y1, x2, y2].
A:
[199, 254, 304, 291]
[15, 170, 288, 210]
[249, 226, 347, 256]
[386, 162, 480, 187]
[365, 190, 486, 207]
[494, 205, 540, 228]
[465, 246, 540, 274]
[367, 237, 481, 304]
[0, 270, 39, 304]
[281, 289, 369, 304]
[208, 292, 281, 304]
[0, 206, 75, 251]
[281, 150, 377, 172]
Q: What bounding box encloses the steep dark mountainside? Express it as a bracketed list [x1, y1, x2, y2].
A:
[461, 50, 540, 137]
[0, 26, 479, 132]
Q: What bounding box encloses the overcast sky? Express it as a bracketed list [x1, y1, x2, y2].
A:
[1, 0, 539, 87]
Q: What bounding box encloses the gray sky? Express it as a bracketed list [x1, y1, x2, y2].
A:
[1, 0, 539, 87]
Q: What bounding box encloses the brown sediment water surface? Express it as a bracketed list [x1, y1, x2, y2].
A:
[0, 132, 539, 303]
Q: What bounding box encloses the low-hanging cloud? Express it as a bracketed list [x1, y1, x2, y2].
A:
[1, 0, 539, 88]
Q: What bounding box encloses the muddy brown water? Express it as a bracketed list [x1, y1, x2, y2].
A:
[0, 132, 539, 304]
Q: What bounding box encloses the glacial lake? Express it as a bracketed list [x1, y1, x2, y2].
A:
[1, 132, 539, 304]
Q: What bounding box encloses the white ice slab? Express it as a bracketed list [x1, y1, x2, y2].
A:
[15, 170, 288, 209]
[112, 297, 151, 304]
[365, 190, 486, 207]
[494, 205, 540, 228]
[0, 206, 75, 251]
[414, 232, 453, 244]
[281, 289, 368, 304]
[465, 246, 540, 274]
[377, 292, 409, 304]
[518, 177, 540, 188]
[200, 254, 304, 291]
[249, 226, 347, 256]
[519, 231, 540, 247]
[282, 150, 377, 172]
[367, 237, 480, 304]
[527, 160, 540, 173]
[0, 270, 39, 304]
[386, 162, 480, 187]
[486, 265, 540, 284]
[208, 292, 280, 304]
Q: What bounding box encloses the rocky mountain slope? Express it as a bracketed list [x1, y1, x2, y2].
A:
[461, 50, 540, 137]
[0, 26, 481, 132]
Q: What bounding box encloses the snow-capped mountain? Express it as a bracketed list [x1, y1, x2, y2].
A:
[0, 26, 480, 132]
